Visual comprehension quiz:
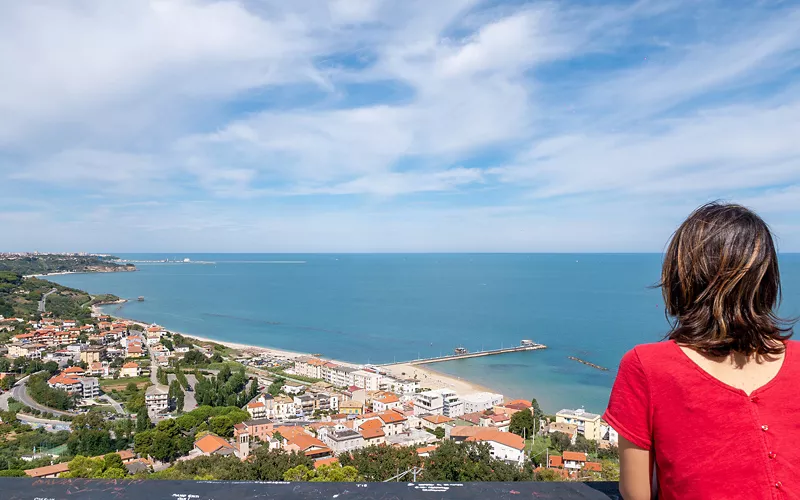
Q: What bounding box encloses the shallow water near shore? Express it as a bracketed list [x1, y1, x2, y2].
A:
[49, 253, 800, 413]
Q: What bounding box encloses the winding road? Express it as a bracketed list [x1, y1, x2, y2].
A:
[9, 374, 75, 417]
[38, 288, 57, 313]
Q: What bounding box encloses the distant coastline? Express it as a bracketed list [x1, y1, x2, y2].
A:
[94, 302, 506, 399]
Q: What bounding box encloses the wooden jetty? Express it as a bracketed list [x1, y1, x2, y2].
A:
[567, 356, 609, 371]
[384, 342, 547, 366]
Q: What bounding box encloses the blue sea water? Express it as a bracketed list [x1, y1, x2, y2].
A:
[49, 253, 800, 414]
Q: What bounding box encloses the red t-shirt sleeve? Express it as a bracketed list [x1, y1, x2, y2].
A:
[603, 347, 653, 450]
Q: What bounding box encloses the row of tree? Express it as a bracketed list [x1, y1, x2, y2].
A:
[26, 373, 75, 410]
[194, 365, 257, 408]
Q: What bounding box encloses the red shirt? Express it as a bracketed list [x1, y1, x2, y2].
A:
[604, 340, 800, 500]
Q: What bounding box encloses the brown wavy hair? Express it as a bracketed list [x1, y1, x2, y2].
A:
[661, 202, 793, 356]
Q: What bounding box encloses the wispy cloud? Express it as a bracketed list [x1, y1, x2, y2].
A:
[1, 0, 798, 251]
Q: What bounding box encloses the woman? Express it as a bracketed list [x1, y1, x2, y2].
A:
[604, 202, 797, 499]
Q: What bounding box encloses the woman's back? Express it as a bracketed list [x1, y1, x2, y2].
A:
[605, 202, 797, 499]
[606, 340, 800, 499]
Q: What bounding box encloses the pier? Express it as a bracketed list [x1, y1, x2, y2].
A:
[384, 342, 547, 366]
[567, 356, 609, 371]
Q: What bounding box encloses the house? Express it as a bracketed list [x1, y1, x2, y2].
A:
[125, 343, 145, 358]
[8, 343, 45, 359]
[377, 410, 407, 436]
[548, 422, 579, 444]
[194, 434, 236, 456]
[562, 451, 591, 472]
[461, 392, 504, 414]
[416, 445, 438, 457]
[62, 366, 86, 377]
[145, 385, 169, 414]
[246, 401, 267, 419]
[372, 393, 402, 413]
[233, 419, 279, 458]
[384, 377, 419, 395]
[454, 411, 483, 427]
[79, 377, 100, 399]
[556, 409, 602, 441]
[47, 375, 82, 393]
[24, 462, 71, 478]
[314, 457, 339, 469]
[479, 413, 511, 432]
[465, 429, 525, 465]
[358, 419, 386, 446]
[414, 389, 464, 417]
[318, 426, 365, 455]
[339, 400, 364, 415]
[494, 399, 533, 417]
[421, 414, 454, 431]
[88, 361, 110, 377]
[281, 382, 306, 395]
[80, 346, 105, 364]
[120, 362, 141, 378]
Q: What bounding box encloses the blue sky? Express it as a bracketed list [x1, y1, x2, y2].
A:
[1, 0, 799, 252]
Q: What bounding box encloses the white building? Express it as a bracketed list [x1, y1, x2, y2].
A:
[281, 382, 306, 395]
[79, 377, 100, 399]
[461, 392, 504, 414]
[318, 426, 365, 455]
[414, 389, 464, 418]
[468, 430, 525, 465]
[600, 421, 619, 446]
[324, 365, 357, 387]
[556, 408, 602, 441]
[145, 385, 169, 414]
[372, 393, 402, 413]
[293, 357, 325, 379]
[386, 377, 419, 395]
[351, 370, 382, 391]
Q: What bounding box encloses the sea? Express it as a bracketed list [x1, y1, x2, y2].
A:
[48, 253, 800, 414]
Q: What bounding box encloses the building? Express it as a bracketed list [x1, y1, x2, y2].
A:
[479, 413, 511, 432]
[281, 382, 306, 395]
[294, 356, 326, 379]
[88, 362, 110, 377]
[246, 401, 267, 419]
[79, 377, 100, 399]
[318, 426, 365, 455]
[562, 451, 593, 473]
[80, 346, 105, 364]
[8, 343, 45, 359]
[233, 419, 278, 458]
[47, 375, 82, 393]
[294, 394, 314, 416]
[421, 414, 454, 431]
[339, 400, 364, 416]
[384, 377, 419, 395]
[461, 392, 504, 414]
[377, 410, 407, 436]
[372, 393, 402, 412]
[194, 433, 236, 456]
[120, 362, 141, 378]
[351, 370, 382, 391]
[556, 408, 602, 441]
[414, 389, 464, 418]
[599, 421, 619, 446]
[548, 422, 579, 444]
[324, 365, 357, 387]
[145, 385, 169, 414]
[358, 419, 386, 445]
[465, 429, 525, 465]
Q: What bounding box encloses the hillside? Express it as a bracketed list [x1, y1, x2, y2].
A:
[0, 254, 135, 276]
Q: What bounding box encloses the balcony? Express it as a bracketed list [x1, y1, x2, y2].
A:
[1, 478, 621, 499]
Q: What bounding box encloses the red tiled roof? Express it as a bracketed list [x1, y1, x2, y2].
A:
[416, 445, 438, 455]
[360, 427, 385, 439]
[63, 366, 85, 374]
[247, 402, 265, 408]
[290, 434, 328, 452]
[378, 410, 406, 424]
[423, 414, 454, 424]
[194, 434, 234, 454]
[549, 455, 563, 468]
[505, 399, 532, 408]
[466, 429, 525, 450]
[314, 457, 339, 469]
[584, 461, 602, 472]
[122, 362, 139, 369]
[24, 462, 70, 478]
[376, 394, 400, 404]
[562, 451, 588, 462]
[359, 419, 383, 431]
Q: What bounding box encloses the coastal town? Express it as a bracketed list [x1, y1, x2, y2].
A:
[0, 254, 620, 482]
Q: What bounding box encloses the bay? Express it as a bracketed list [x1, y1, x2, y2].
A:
[49, 253, 800, 414]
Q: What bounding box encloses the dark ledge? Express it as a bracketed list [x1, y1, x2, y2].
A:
[0, 478, 620, 500]
[2, 478, 620, 500]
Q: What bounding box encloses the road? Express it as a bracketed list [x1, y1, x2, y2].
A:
[98, 394, 126, 414]
[16, 413, 71, 432]
[11, 374, 75, 417]
[38, 288, 57, 313]
[166, 374, 198, 412]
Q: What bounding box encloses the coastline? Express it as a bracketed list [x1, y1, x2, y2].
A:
[93, 302, 501, 397]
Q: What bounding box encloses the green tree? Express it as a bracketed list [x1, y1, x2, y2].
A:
[550, 431, 572, 453]
[509, 409, 534, 437]
[246, 447, 313, 481]
[421, 440, 532, 482]
[283, 464, 313, 481]
[433, 427, 446, 439]
[535, 468, 565, 481]
[157, 367, 168, 385]
[103, 453, 125, 471]
[340, 445, 421, 481]
[0, 374, 15, 391]
[209, 415, 233, 437]
[136, 408, 152, 432]
[61, 456, 105, 478]
[160, 338, 174, 351]
[0, 470, 27, 477]
[268, 377, 285, 397]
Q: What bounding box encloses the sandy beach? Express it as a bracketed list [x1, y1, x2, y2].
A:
[383, 362, 505, 398]
[92, 303, 505, 397]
